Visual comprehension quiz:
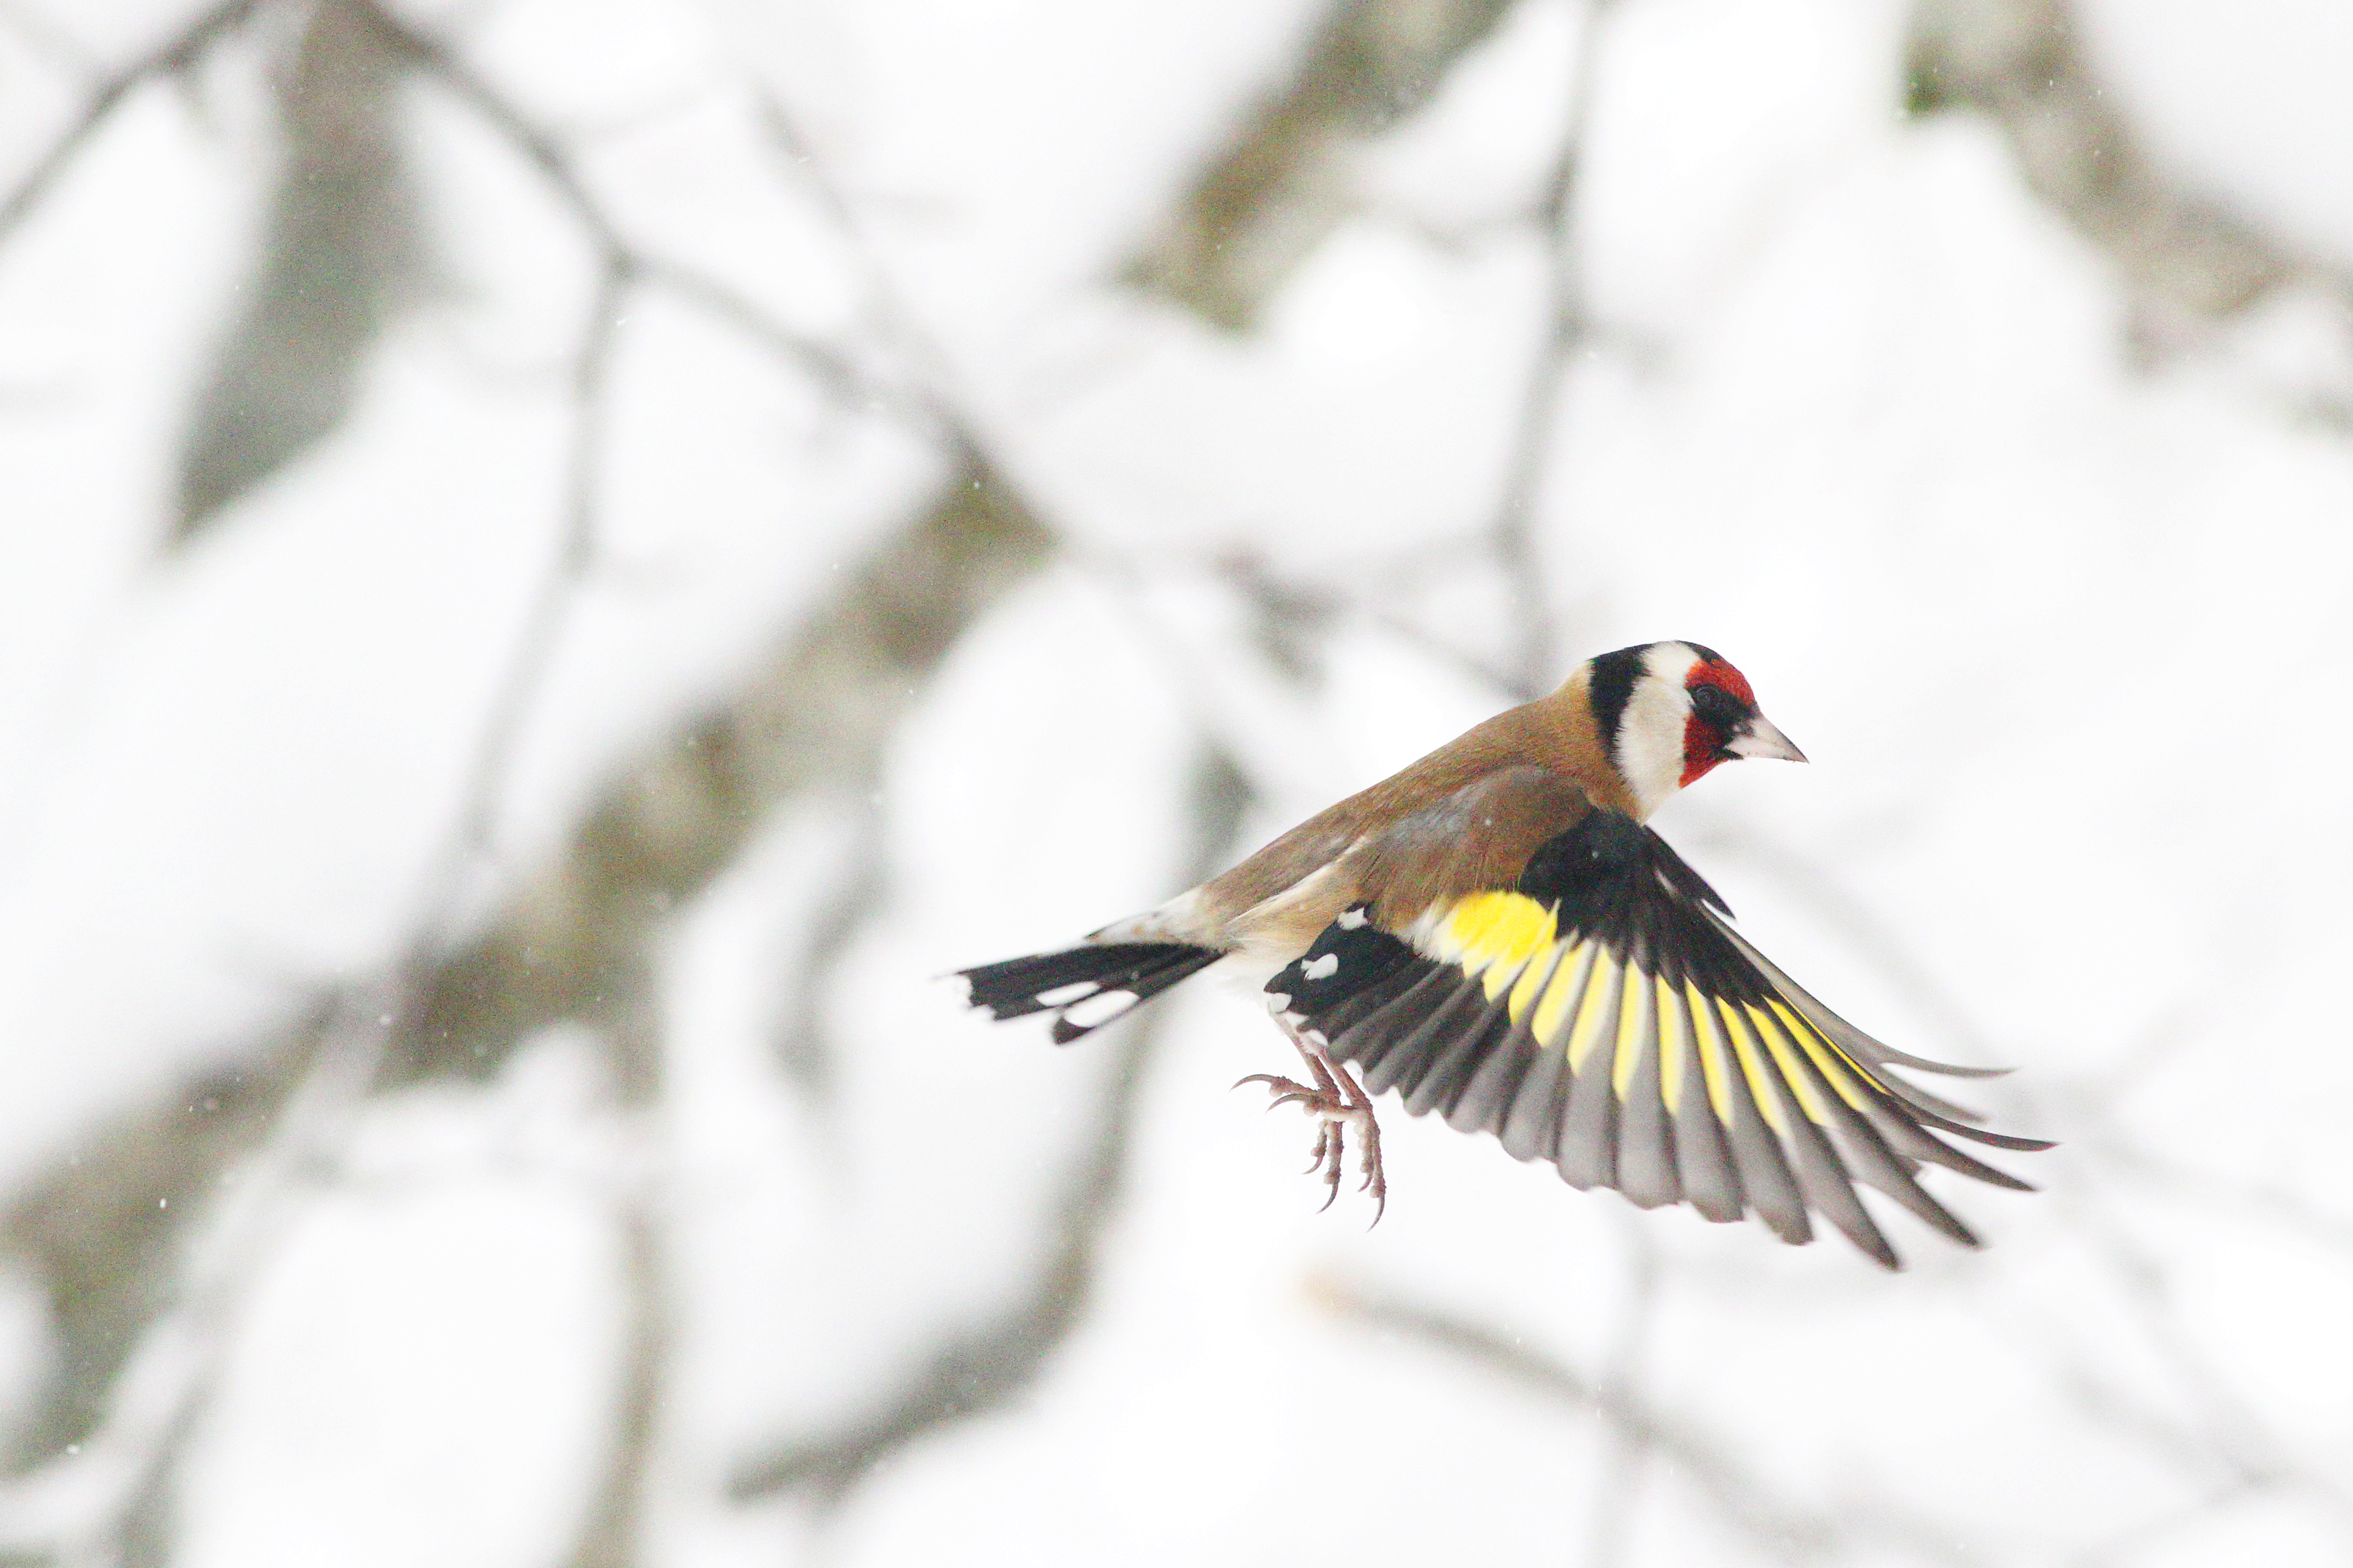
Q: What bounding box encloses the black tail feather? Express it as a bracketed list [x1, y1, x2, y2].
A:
[957, 941, 1224, 1043]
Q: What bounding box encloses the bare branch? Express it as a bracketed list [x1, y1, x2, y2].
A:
[1583, 1213, 1658, 1568]
[0, 238, 634, 1566]
[0, 980, 398, 1563]
[729, 749, 1255, 1506]
[1905, 0, 2325, 327]
[390, 456, 1051, 1085]
[767, 800, 885, 1099]
[1485, 0, 1610, 699]
[0, 19, 1073, 1546]
[0, 0, 263, 249]
[2056, 1207, 2353, 1537]
[556, 981, 669, 1568]
[1313, 1272, 1980, 1565]
[1124, 0, 1524, 330]
[1, 1018, 320, 1472]
[175, 0, 426, 540]
[357, 0, 878, 410]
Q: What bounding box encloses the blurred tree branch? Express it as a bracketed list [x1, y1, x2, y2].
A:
[1904, 0, 2311, 324]
[393, 457, 1050, 1082]
[175, 0, 423, 540]
[11, 2, 2341, 1561]
[371, 1, 872, 407]
[1313, 1271, 1978, 1565]
[0, 5, 1066, 1554]
[1486, 0, 1608, 700]
[1, 1027, 317, 1476]
[729, 749, 1253, 1507]
[0, 212, 634, 1568]
[1124, 0, 1523, 330]
[0, 447, 1059, 1554]
[0, 0, 262, 247]
[49, 0, 1602, 1533]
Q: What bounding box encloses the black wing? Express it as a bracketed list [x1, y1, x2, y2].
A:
[1266, 810, 2048, 1268]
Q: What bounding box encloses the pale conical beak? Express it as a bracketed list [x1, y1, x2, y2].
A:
[1725, 713, 1807, 763]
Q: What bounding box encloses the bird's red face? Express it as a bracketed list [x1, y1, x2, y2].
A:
[1680, 658, 1759, 787]
[1590, 641, 1807, 819]
[1679, 654, 1805, 788]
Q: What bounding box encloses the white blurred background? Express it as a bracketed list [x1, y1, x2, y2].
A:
[1, 0, 2351, 1563]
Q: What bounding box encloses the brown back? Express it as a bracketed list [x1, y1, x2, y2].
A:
[1198, 672, 1629, 938]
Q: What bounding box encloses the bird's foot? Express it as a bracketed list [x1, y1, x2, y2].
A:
[1236, 1054, 1386, 1223]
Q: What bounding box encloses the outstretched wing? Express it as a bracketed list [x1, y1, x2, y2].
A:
[1267, 773, 2047, 1268]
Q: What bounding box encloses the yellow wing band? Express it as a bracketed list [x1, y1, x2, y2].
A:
[1687, 981, 1734, 1123]
[1505, 942, 1558, 1023]
[1437, 892, 1558, 990]
[1566, 953, 1622, 1071]
[1747, 1004, 1834, 1126]
[1655, 976, 1687, 1113]
[1412, 866, 1917, 1167]
[1612, 971, 1652, 1099]
[1717, 1000, 1789, 1135]
[1771, 1000, 1874, 1112]
[1532, 942, 1597, 1046]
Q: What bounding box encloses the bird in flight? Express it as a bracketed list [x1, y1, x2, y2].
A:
[957, 641, 2047, 1267]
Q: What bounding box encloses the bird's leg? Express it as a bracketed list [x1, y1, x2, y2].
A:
[1236, 1020, 1387, 1222]
[1331, 1048, 1385, 1222]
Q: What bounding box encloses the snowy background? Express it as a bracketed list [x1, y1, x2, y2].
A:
[1, 0, 2351, 1563]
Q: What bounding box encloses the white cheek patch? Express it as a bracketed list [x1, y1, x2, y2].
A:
[1615, 643, 1704, 820]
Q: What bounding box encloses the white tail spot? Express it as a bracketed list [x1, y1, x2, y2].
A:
[1062, 989, 1138, 1028]
[1035, 981, 1101, 1007]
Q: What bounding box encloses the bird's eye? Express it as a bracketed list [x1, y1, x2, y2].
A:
[1688, 682, 1743, 730]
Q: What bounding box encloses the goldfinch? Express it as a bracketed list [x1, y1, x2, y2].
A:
[958, 642, 2046, 1267]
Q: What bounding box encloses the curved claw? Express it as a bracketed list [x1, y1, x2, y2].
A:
[1237, 1073, 1320, 1114]
[1245, 1037, 1391, 1220]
